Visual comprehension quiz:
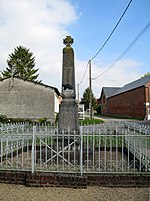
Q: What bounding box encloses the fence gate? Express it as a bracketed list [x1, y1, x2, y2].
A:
[33, 128, 81, 173]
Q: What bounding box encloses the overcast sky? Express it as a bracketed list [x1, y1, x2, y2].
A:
[0, 0, 150, 99]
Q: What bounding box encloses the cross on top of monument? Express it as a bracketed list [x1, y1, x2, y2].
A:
[63, 36, 74, 46]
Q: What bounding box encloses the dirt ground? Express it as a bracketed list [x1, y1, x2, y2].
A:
[0, 183, 149, 201]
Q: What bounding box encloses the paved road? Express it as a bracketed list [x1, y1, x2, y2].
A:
[94, 115, 150, 126]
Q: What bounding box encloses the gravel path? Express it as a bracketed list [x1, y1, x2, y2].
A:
[0, 184, 149, 201]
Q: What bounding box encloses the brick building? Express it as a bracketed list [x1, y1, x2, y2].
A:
[99, 76, 150, 119]
[98, 87, 121, 115]
[0, 77, 60, 122]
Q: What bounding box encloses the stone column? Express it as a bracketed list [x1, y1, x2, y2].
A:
[58, 36, 79, 133]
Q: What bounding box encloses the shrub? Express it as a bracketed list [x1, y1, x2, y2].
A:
[95, 104, 101, 114]
[0, 113, 8, 123]
[38, 117, 47, 124]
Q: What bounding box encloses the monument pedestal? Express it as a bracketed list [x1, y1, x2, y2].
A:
[58, 90, 79, 133]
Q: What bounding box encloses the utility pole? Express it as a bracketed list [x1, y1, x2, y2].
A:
[89, 60, 92, 119]
[77, 83, 80, 105]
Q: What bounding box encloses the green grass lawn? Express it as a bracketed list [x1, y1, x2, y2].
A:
[79, 118, 104, 125]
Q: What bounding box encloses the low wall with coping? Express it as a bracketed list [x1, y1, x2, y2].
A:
[0, 171, 150, 188]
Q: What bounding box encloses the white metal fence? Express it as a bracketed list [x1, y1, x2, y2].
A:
[0, 122, 150, 174]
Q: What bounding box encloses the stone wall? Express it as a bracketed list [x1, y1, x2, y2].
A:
[0, 77, 58, 122]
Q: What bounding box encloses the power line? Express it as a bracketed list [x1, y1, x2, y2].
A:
[93, 21, 150, 80]
[79, 0, 133, 86]
[79, 61, 89, 85]
[90, 0, 133, 61]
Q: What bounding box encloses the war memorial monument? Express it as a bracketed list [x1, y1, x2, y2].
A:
[58, 36, 79, 134]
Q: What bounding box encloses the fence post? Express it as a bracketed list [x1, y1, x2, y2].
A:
[31, 125, 36, 174]
[80, 126, 83, 176]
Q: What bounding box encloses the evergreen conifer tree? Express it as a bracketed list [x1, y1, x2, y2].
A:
[2, 46, 40, 82]
[80, 87, 97, 110]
